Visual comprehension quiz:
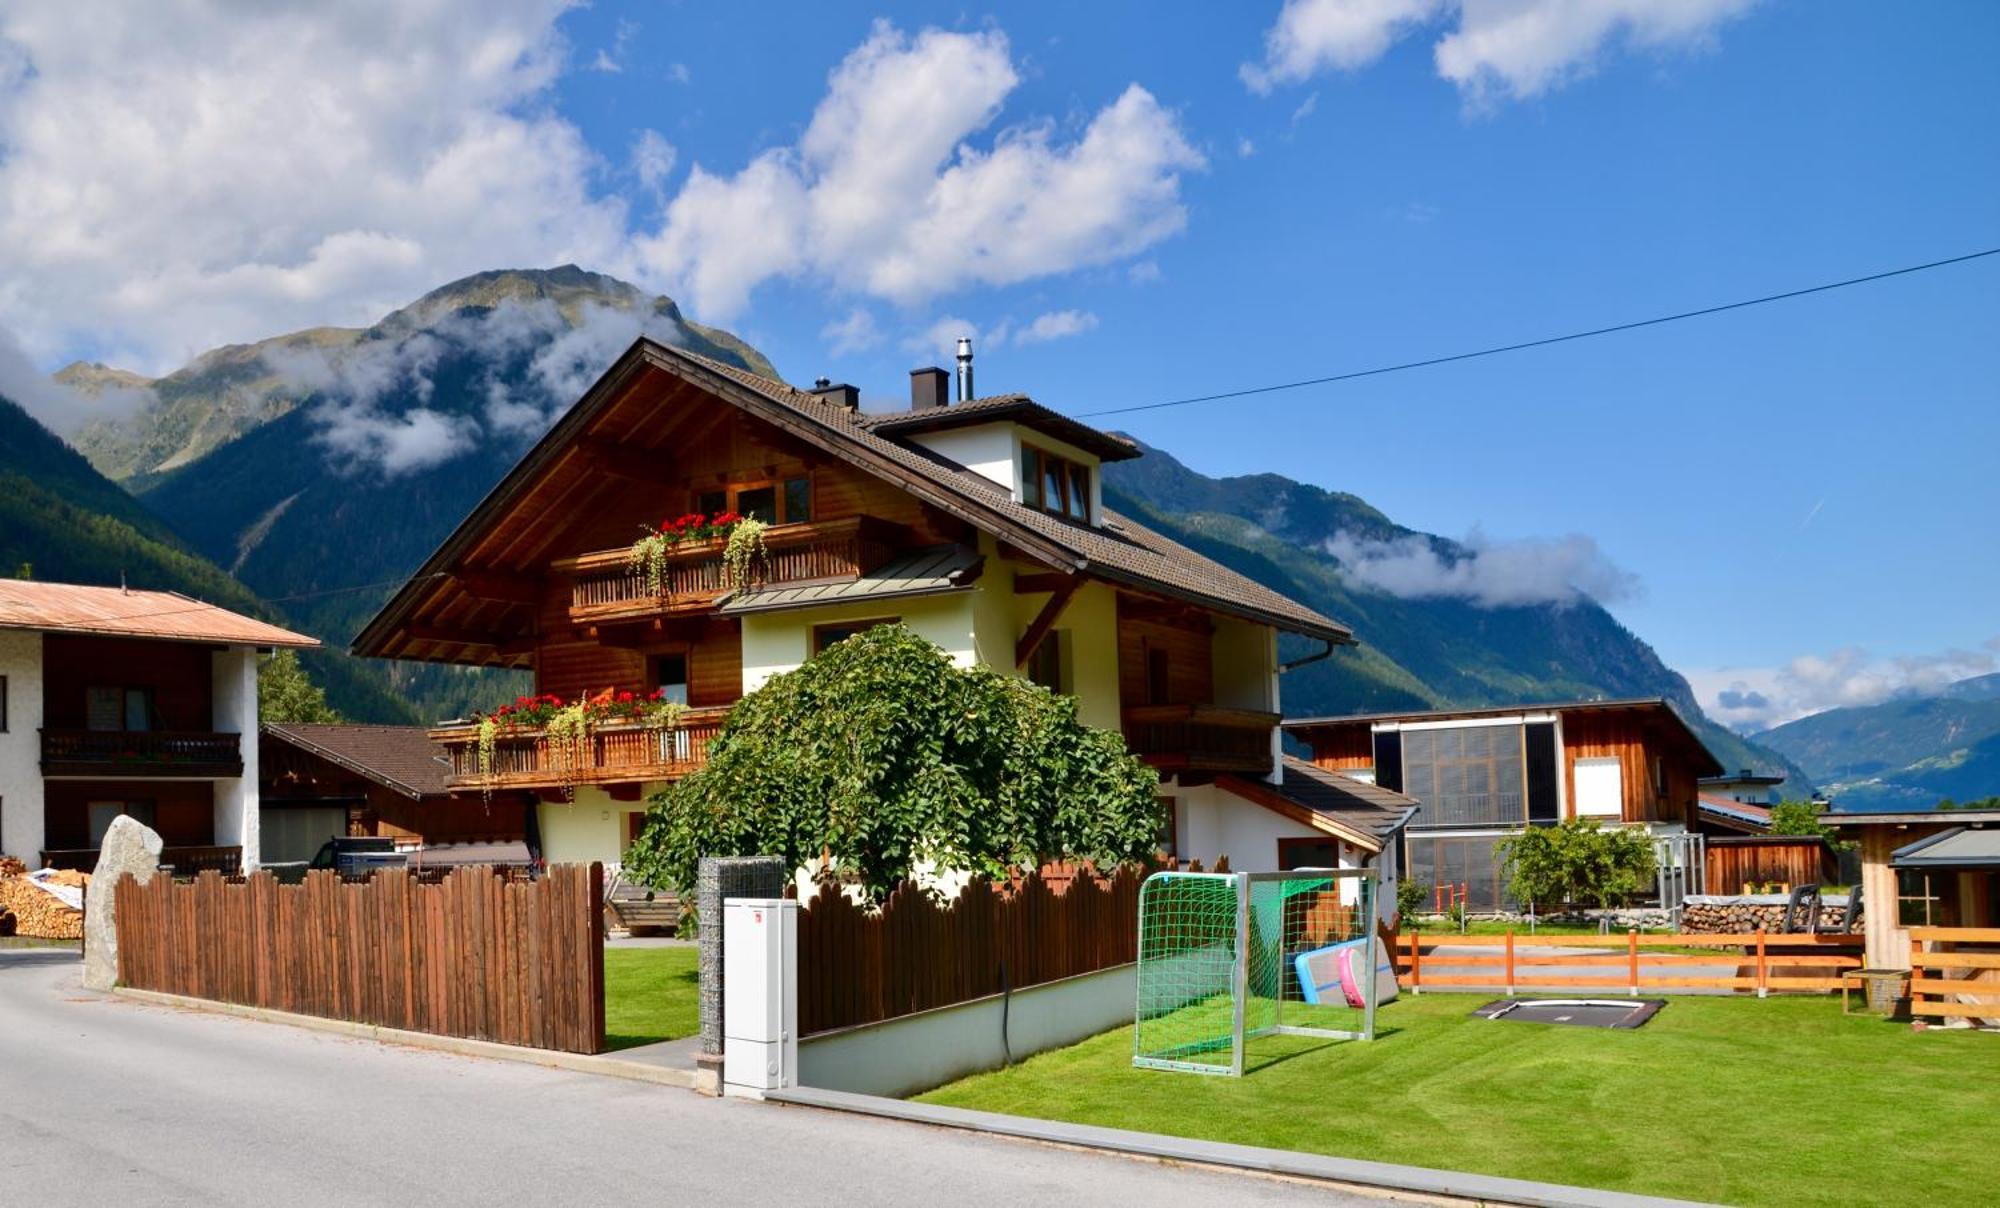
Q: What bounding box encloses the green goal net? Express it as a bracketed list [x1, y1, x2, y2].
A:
[1133, 869, 1378, 1075]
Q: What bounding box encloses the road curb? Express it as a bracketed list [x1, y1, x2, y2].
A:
[110, 986, 698, 1089]
[765, 1086, 1714, 1208]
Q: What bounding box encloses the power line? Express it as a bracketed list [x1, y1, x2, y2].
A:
[1076, 245, 2000, 420]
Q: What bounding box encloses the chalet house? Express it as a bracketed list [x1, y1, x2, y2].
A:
[352, 339, 1416, 899]
[0, 580, 317, 872]
[1828, 806, 2000, 969]
[259, 723, 529, 863]
[1286, 698, 1724, 910]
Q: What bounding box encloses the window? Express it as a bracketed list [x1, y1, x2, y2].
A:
[1573, 756, 1624, 818]
[1401, 724, 1526, 828]
[782, 477, 812, 524]
[696, 489, 726, 515]
[813, 617, 898, 656]
[1158, 796, 1178, 859]
[1897, 870, 1940, 927]
[86, 686, 155, 732]
[698, 475, 812, 525]
[736, 485, 778, 524]
[1652, 755, 1669, 798]
[1020, 445, 1092, 521]
[1026, 631, 1064, 692]
[1277, 836, 1340, 871]
[650, 654, 689, 705]
[88, 801, 156, 848]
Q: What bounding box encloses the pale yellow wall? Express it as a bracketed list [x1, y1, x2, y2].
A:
[1002, 565, 1121, 731]
[537, 786, 652, 867]
[1211, 615, 1277, 711]
[741, 591, 981, 692]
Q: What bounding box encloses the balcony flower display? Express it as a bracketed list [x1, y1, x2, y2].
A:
[473, 688, 689, 798]
[626, 509, 744, 595]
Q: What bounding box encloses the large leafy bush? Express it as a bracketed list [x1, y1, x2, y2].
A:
[624, 624, 1162, 901]
[1498, 818, 1657, 912]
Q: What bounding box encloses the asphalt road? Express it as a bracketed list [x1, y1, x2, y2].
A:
[0, 950, 1370, 1208]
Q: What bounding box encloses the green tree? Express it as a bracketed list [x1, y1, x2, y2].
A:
[1769, 799, 1837, 840]
[259, 649, 341, 724]
[1396, 877, 1433, 928]
[624, 624, 1163, 902]
[1499, 819, 1657, 912]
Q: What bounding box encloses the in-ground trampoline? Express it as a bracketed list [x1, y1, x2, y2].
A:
[1472, 998, 1665, 1029]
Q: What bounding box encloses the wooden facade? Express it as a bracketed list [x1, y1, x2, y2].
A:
[41, 779, 215, 851]
[1703, 836, 1837, 894]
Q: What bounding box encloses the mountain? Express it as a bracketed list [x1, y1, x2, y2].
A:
[0, 393, 412, 721]
[1754, 676, 2000, 809]
[111, 267, 781, 722]
[1102, 444, 1810, 789]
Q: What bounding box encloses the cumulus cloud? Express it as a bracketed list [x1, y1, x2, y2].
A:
[268, 298, 685, 476]
[1243, 0, 1759, 103]
[0, 323, 154, 435]
[1690, 638, 2000, 733]
[1325, 528, 1639, 608]
[0, 0, 629, 372]
[631, 22, 1204, 320]
[630, 130, 678, 194]
[1015, 310, 1099, 345]
[820, 308, 881, 356]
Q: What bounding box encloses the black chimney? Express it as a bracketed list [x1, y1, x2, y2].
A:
[810, 381, 859, 410]
[909, 367, 949, 410]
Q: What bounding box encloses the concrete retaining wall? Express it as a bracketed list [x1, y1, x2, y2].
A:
[799, 964, 1134, 1098]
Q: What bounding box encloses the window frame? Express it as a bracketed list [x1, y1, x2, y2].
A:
[694, 474, 814, 525]
[1277, 835, 1342, 872]
[1020, 444, 1092, 522]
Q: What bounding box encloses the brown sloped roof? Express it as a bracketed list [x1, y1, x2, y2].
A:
[860, 394, 1141, 462]
[354, 340, 1350, 660]
[1215, 757, 1421, 853]
[262, 723, 453, 799]
[0, 580, 317, 648]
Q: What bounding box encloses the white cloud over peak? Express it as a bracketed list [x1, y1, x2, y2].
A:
[1325, 528, 1638, 608]
[1244, 0, 1758, 103]
[631, 22, 1204, 320]
[0, 1, 628, 373]
[1689, 638, 2000, 734]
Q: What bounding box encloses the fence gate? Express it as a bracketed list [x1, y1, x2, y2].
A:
[1655, 832, 1705, 923]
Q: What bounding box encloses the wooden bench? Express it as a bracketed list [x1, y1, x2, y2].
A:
[607, 881, 683, 936]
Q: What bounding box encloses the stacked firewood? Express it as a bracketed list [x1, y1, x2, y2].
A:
[0, 864, 87, 940]
[1682, 900, 1849, 933]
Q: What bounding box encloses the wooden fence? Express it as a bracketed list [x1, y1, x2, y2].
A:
[1397, 929, 1865, 995]
[797, 866, 1142, 1036]
[1704, 836, 1835, 894]
[114, 864, 605, 1054]
[1908, 926, 2000, 1023]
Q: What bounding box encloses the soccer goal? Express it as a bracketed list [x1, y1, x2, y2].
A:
[1132, 868, 1380, 1076]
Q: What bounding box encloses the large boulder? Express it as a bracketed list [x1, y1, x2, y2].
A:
[82, 816, 163, 991]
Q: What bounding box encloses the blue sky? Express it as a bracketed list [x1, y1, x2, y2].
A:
[2, 1, 1996, 728]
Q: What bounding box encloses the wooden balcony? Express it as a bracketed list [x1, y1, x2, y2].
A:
[1122, 705, 1280, 775]
[40, 730, 244, 778]
[430, 707, 732, 793]
[554, 516, 896, 625]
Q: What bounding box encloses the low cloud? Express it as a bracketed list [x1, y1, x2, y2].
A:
[903, 308, 1099, 361]
[1243, 0, 1759, 105]
[269, 298, 685, 477]
[0, 323, 154, 436]
[1015, 310, 1099, 345]
[1325, 528, 1639, 609]
[820, 308, 880, 356]
[1690, 638, 2000, 733]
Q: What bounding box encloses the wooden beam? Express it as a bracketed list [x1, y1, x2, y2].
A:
[1013, 572, 1071, 595]
[575, 436, 664, 482]
[405, 625, 502, 650]
[459, 570, 539, 605]
[1015, 574, 1081, 668]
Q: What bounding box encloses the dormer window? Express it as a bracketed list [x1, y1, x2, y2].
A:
[1021, 445, 1091, 522]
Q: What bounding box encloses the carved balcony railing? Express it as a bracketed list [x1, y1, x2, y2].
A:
[39, 730, 244, 778]
[1122, 705, 1280, 776]
[554, 516, 897, 625]
[430, 707, 732, 793]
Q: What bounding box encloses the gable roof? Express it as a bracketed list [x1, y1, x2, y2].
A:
[353, 339, 1350, 662]
[1215, 758, 1420, 854]
[859, 394, 1141, 462]
[1698, 793, 1773, 833]
[0, 580, 317, 648]
[262, 723, 453, 799]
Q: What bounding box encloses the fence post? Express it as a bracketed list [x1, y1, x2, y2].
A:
[1504, 929, 1515, 996]
[1409, 932, 1422, 995]
[1627, 929, 1639, 996]
[1756, 928, 1768, 999]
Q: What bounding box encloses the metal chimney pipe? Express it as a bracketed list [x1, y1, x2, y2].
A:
[954, 337, 974, 402]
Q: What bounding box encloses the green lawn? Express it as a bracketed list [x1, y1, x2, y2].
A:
[603, 946, 700, 1051]
[918, 993, 2000, 1206]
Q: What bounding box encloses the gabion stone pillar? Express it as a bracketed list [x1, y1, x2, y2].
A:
[696, 855, 786, 1055]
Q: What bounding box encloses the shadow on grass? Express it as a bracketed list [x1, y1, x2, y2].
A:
[1243, 1026, 1402, 1074]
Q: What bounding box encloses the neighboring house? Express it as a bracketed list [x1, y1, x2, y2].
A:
[1701, 768, 1787, 806]
[351, 339, 1415, 902]
[1286, 698, 1724, 910]
[0, 580, 317, 871]
[1827, 807, 2000, 968]
[259, 723, 529, 864]
[1695, 793, 1774, 836]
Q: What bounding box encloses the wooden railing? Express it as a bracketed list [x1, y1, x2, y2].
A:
[430, 707, 731, 791]
[40, 729, 243, 777]
[1908, 926, 2000, 1022]
[1397, 929, 1865, 995]
[40, 845, 244, 875]
[1122, 704, 1279, 774]
[555, 516, 896, 623]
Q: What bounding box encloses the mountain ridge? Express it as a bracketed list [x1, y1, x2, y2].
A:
[1755, 674, 2000, 809]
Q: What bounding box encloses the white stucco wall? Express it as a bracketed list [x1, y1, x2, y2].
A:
[905, 423, 1016, 491]
[211, 645, 261, 869]
[0, 631, 45, 867]
[537, 785, 653, 867]
[740, 592, 981, 693]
